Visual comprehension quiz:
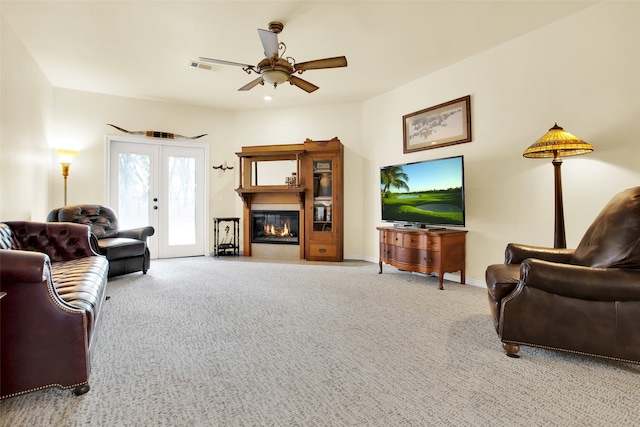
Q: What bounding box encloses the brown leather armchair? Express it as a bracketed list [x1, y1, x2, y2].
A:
[47, 204, 154, 278]
[486, 186, 640, 363]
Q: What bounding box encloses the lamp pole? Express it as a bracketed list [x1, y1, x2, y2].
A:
[61, 162, 71, 206]
[552, 152, 566, 249]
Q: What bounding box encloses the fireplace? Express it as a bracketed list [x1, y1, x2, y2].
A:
[251, 210, 299, 245]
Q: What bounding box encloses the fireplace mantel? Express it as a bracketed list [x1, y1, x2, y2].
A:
[235, 187, 305, 208]
[236, 138, 343, 260]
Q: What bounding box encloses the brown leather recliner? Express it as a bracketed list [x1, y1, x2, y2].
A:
[47, 205, 154, 278]
[486, 186, 640, 363]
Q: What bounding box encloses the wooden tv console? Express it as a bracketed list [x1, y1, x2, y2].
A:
[377, 227, 468, 290]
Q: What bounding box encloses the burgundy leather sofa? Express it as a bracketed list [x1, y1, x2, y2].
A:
[0, 221, 109, 399]
[485, 186, 640, 364]
[47, 204, 154, 278]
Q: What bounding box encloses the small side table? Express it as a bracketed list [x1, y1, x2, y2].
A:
[213, 217, 240, 257]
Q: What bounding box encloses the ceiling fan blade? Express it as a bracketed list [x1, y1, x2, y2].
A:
[294, 56, 348, 72]
[258, 29, 279, 58]
[238, 77, 264, 91]
[289, 76, 319, 93]
[199, 57, 254, 68]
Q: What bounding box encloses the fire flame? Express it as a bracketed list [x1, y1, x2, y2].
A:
[264, 220, 290, 237]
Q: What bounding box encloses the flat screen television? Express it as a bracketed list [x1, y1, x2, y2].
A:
[380, 155, 465, 228]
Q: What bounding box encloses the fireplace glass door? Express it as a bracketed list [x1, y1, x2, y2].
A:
[252, 211, 299, 244]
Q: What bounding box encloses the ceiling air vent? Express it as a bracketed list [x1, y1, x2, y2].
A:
[188, 60, 221, 71]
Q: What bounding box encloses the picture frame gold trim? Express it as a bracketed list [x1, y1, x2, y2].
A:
[403, 95, 471, 153]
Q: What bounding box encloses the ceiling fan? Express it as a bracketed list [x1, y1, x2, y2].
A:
[198, 21, 347, 93]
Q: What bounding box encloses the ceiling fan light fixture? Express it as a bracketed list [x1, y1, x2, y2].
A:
[262, 69, 290, 86]
[200, 21, 347, 93]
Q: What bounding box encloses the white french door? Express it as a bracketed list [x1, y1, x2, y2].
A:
[107, 136, 208, 258]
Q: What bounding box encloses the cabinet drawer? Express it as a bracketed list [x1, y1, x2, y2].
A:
[395, 248, 426, 265]
[424, 252, 441, 268]
[310, 243, 337, 258]
[380, 230, 403, 246]
[403, 233, 426, 249]
[392, 248, 440, 267]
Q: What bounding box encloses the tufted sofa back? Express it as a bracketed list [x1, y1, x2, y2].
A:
[46, 205, 120, 239]
[2, 221, 97, 262]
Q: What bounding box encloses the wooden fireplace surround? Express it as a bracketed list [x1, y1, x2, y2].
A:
[235, 138, 343, 261]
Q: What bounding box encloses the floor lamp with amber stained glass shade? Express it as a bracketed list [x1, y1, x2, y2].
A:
[523, 124, 594, 249]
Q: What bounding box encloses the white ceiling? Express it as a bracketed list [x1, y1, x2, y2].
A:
[2, 1, 596, 111]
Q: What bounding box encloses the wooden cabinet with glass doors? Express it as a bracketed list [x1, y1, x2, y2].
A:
[303, 138, 344, 261]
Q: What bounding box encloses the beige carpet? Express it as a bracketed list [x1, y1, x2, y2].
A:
[1, 256, 640, 426]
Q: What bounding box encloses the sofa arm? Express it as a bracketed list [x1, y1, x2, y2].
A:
[0, 250, 50, 283]
[518, 258, 640, 301]
[0, 248, 90, 398]
[6, 221, 99, 263]
[117, 226, 155, 241]
[504, 243, 574, 265]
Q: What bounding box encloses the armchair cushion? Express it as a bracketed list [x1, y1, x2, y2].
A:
[570, 186, 640, 268]
[99, 237, 146, 259]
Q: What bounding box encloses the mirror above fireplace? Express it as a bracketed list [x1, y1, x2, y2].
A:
[251, 160, 297, 186]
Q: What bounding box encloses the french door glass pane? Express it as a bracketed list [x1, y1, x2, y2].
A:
[118, 153, 150, 230]
[168, 156, 196, 246]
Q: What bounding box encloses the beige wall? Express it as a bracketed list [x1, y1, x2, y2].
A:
[1, 17, 53, 220]
[364, 2, 640, 284]
[48, 88, 236, 250]
[2, 2, 639, 284]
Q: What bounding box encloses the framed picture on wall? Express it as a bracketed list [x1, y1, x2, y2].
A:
[403, 95, 472, 153]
